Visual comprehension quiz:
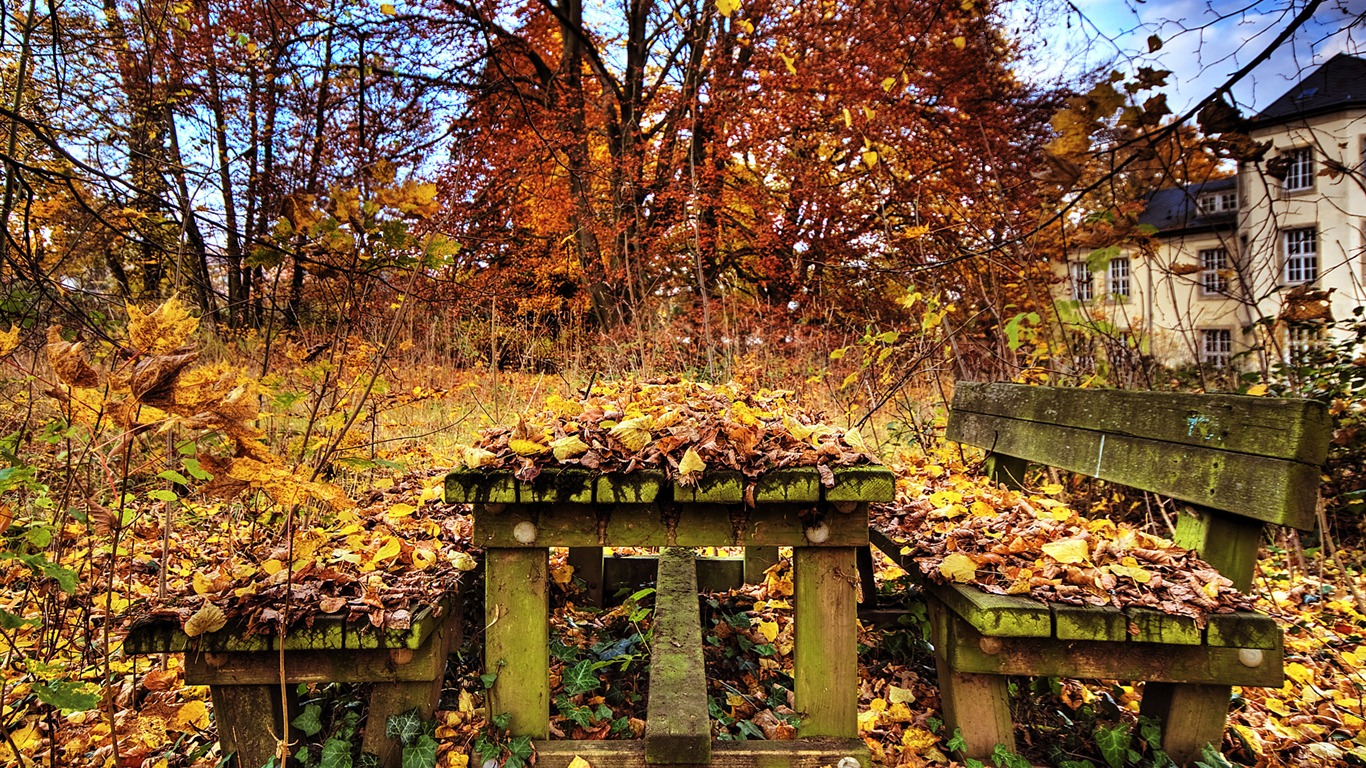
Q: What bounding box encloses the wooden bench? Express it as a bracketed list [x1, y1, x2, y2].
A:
[872, 382, 1329, 765]
[445, 466, 895, 768]
[125, 594, 460, 768]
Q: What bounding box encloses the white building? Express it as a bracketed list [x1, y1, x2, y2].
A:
[1062, 53, 1366, 372]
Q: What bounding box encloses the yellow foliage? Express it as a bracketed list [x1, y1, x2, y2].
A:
[127, 294, 199, 355]
[0, 324, 19, 357]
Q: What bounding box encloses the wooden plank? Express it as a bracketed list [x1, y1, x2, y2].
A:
[947, 409, 1319, 529]
[929, 583, 1052, 638]
[826, 466, 896, 502]
[1173, 506, 1264, 590]
[868, 527, 909, 568]
[984, 453, 1028, 490]
[927, 599, 1014, 761]
[210, 684, 286, 768]
[524, 468, 594, 504]
[674, 471, 744, 503]
[1140, 682, 1233, 766]
[744, 547, 779, 584]
[646, 548, 711, 764]
[475, 505, 867, 548]
[794, 547, 858, 738]
[534, 739, 870, 768]
[755, 468, 821, 503]
[1205, 612, 1281, 649]
[596, 470, 667, 504]
[951, 382, 1330, 464]
[1052, 604, 1129, 642]
[485, 547, 549, 738]
[855, 545, 878, 606]
[445, 469, 519, 504]
[1124, 607, 1201, 645]
[567, 547, 605, 606]
[184, 645, 446, 685]
[602, 556, 744, 596]
[939, 609, 1283, 686]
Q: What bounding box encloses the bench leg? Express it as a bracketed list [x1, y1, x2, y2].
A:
[1141, 682, 1230, 765]
[210, 683, 288, 768]
[567, 547, 605, 606]
[794, 547, 858, 737]
[363, 611, 460, 767]
[934, 659, 1013, 760]
[486, 547, 550, 738]
[744, 546, 779, 584]
[855, 545, 878, 607]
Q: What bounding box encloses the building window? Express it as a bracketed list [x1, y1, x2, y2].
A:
[1070, 262, 1093, 301]
[1197, 191, 1237, 214]
[1283, 147, 1314, 192]
[1108, 257, 1130, 299]
[1283, 227, 1318, 284]
[1286, 325, 1324, 364]
[1200, 248, 1229, 295]
[1201, 329, 1233, 368]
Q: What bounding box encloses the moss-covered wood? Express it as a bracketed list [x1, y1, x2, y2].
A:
[949, 410, 1320, 529]
[926, 598, 1013, 762]
[125, 599, 450, 654]
[673, 470, 744, 503]
[1052, 603, 1128, 642]
[533, 739, 870, 768]
[446, 468, 520, 504]
[937, 608, 1283, 686]
[209, 684, 284, 768]
[929, 583, 1052, 638]
[485, 547, 550, 738]
[525, 468, 594, 504]
[1124, 607, 1201, 645]
[1173, 506, 1264, 590]
[755, 468, 822, 503]
[474, 505, 868, 548]
[794, 547, 858, 738]
[597, 470, 667, 504]
[825, 466, 896, 502]
[1205, 612, 1280, 649]
[645, 548, 711, 764]
[952, 382, 1330, 464]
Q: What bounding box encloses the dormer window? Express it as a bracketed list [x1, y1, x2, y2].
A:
[1197, 191, 1237, 214]
[1283, 147, 1314, 191]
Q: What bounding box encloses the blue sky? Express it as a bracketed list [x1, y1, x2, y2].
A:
[1014, 0, 1366, 114]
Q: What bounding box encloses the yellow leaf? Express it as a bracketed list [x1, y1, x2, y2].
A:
[678, 447, 707, 476]
[881, 76, 896, 92]
[387, 502, 417, 520]
[262, 559, 284, 576]
[939, 552, 977, 583]
[757, 620, 779, 642]
[450, 551, 477, 572]
[843, 426, 870, 453]
[509, 438, 549, 456]
[716, 0, 739, 17]
[551, 563, 575, 586]
[842, 107, 852, 128]
[610, 416, 653, 452]
[462, 446, 497, 468]
[1041, 538, 1090, 564]
[374, 536, 402, 563]
[552, 435, 590, 461]
[969, 500, 995, 517]
[862, 150, 878, 168]
[1040, 482, 1064, 495]
[0, 324, 19, 357]
[952, 35, 967, 50]
[901, 726, 937, 749]
[127, 294, 199, 355]
[546, 393, 583, 418]
[191, 571, 214, 596]
[381, 3, 396, 14]
[928, 490, 962, 506]
[184, 602, 227, 637]
[888, 685, 915, 705]
[174, 700, 210, 731]
[1246, 383, 1269, 396]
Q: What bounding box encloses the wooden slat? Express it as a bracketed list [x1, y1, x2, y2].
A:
[126, 599, 450, 654]
[826, 466, 896, 502]
[674, 471, 744, 503]
[928, 583, 1052, 638]
[939, 609, 1283, 687]
[1173, 506, 1265, 590]
[184, 644, 446, 685]
[1124, 607, 1201, 645]
[1205, 612, 1281, 649]
[1052, 604, 1129, 642]
[952, 382, 1330, 464]
[947, 409, 1319, 529]
[533, 739, 870, 768]
[524, 469, 594, 504]
[445, 469, 518, 504]
[755, 468, 821, 503]
[485, 548, 550, 738]
[645, 549, 711, 764]
[475, 505, 868, 548]
[597, 470, 667, 504]
[794, 547, 858, 738]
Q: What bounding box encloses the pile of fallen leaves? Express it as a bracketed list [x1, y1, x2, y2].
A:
[454, 378, 879, 484]
[127, 469, 474, 638]
[873, 453, 1253, 625]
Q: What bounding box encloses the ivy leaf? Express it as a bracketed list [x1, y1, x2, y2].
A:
[357, 754, 381, 768]
[1094, 722, 1132, 768]
[320, 738, 353, 768]
[292, 702, 324, 737]
[386, 708, 425, 746]
[401, 734, 438, 768]
[562, 659, 602, 696]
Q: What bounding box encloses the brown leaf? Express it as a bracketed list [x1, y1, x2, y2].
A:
[129, 352, 198, 405]
[46, 326, 100, 388]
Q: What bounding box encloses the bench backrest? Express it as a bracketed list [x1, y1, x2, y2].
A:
[946, 382, 1329, 589]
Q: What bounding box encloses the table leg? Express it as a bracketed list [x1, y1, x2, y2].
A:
[794, 547, 858, 737]
[486, 547, 549, 738]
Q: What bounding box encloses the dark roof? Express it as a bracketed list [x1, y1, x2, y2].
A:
[1137, 176, 1238, 236]
[1252, 53, 1366, 125]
